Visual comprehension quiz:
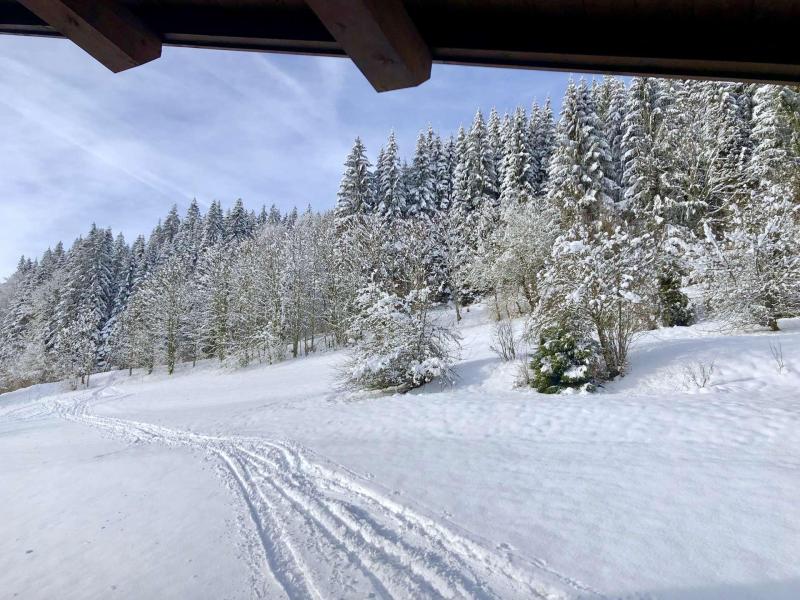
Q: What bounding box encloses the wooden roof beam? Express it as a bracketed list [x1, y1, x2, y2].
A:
[17, 0, 161, 73]
[304, 0, 430, 92]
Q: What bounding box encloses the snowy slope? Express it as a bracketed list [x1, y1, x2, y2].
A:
[2, 307, 799, 599]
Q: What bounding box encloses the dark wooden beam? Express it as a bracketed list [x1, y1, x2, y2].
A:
[3, 1, 800, 86]
[16, 0, 161, 73]
[304, 0, 430, 92]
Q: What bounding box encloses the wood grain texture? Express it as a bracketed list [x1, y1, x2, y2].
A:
[17, 0, 162, 72]
[304, 0, 431, 92]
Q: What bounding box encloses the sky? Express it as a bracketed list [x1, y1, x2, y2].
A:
[0, 35, 575, 279]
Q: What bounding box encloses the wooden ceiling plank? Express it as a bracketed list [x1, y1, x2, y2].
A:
[16, 0, 162, 72]
[304, 0, 431, 92]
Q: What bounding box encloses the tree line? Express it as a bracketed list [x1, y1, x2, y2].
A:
[1, 77, 798, 393]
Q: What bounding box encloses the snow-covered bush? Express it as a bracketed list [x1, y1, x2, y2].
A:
[700, 195, 799, 331]
[490, 319, 517, 361]
[534, 225, 656, 378]
[768, 341, 786, 374]
[681, 359, 716, 390]
[657, 273, 693, 327]
[529, 326, 605, 394]
[341, 284, 460, 392]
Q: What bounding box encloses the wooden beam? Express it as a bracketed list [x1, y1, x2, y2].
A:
[304, 0, 430, 92]
[16, 0, 161, 73]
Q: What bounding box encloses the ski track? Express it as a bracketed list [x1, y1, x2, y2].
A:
[34, 383, 598, 600]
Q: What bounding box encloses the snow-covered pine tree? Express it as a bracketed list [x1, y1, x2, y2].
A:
[434, 132, 455, 212]
[750, 85, 799, 201]
[467, 109, 501, 257]
[537, 224, 657, 378]
[470, 106, 548, 312]
[98, 233, 131, 367]
[146, 254, 194, 374]
[202, 199, 225, 248]
[529, 99, 555, 197]
[0, 258, 38, 388]
[111, 287, 157, 375]
[334, 137, 373, 229]
[375, 131, 406, 222]
[160, 204, 181, 258]
[225, 198, 255, 245]
[195, 242, 232, 362]
[177, 199, 204, 269]
[406, 130, 437, 219]
[592, 76, 627, 201]
[620, 77, 690, 326]
[547, 80, 615, 227]
[487, 107, 505, 187]
[268, 204, 283, 225]
[499, 106, 534, 207]
[446, 125, 477, 319]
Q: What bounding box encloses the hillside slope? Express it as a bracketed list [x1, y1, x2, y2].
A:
[2, 307, 799, 599]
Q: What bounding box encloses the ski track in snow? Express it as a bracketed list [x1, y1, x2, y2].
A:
[34, 383, 599, 600]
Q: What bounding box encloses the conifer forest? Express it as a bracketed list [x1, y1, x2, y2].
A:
[1, 77, 798, 394]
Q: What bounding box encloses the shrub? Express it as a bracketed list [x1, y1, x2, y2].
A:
[529, 326, 604, 393]
[490, 319, 517, 361]
[341, 284, 461, 392]
[658, 273, 693, 327]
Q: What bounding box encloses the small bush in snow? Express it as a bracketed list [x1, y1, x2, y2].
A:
[529, 326, 605, 394]
[657, 273, 693, 327]
[681, 359, 715, 390]
[341, 284, 460, 393]
[490, 320, 517, 361]
[768, 341, 786, 374]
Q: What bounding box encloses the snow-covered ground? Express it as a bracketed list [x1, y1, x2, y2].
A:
[2, 307, 799, 599]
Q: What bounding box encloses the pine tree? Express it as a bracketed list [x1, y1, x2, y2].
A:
[202, 200, 225, 248]
[112, 288, 157, 375]
[267, 204, 282, 225]
[499, 106, 534, 207]
[547, 80, 615, 227]
[225, 198, 255, 245]
[146, 255, 193, 374]
[162, 204, 181, 252]
[98, 233, 131, 367]
[406, 130, 437, 218]
[529, 99, 555, 197]
[375, 131, 406, 222]
[433, 132, 454, 212]
[487, 107, 505, 186]
[177, 199, 203, 268]
[334, 137, 373, 228]
[195, 243, 232, 361]
[593, 76, 627, 199]
[750, 85, 798, 200]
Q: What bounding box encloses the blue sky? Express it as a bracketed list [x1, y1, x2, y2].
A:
[0, 35, 574, 278]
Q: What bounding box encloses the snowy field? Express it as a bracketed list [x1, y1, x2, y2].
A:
[2, 306, 799, 600]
